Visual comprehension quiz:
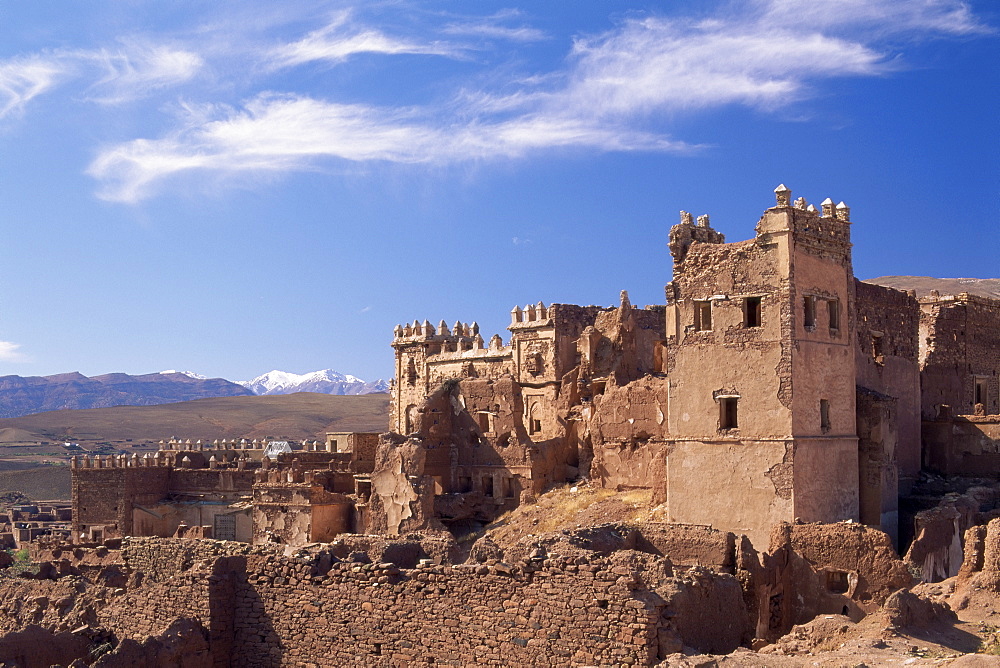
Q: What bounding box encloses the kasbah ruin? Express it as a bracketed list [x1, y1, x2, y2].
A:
[4, 184, 1000, 667]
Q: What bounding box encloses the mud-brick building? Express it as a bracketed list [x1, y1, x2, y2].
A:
[384, 186, 923, 547]
[662, 189, 920, 546]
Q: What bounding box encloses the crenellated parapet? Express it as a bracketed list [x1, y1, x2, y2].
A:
[757, 185, 853, 262]
[509, 301, 551, 328]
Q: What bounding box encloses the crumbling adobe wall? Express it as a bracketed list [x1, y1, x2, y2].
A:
[588, 376, 670, 498]
[169, 468, 256, 494]
[919, 295, 1000, 418]
[923, 414, 1000, 475]
[904, 483, 1000, 582]
[633, 522, 738, 572]
[856, 387, 900, 544]
[766, 521, 911, 630]
[367, 434, 440, 536]
[665, 236, 790, 440]
[855, 280, 921, 487]
[72, 467, 171, 536]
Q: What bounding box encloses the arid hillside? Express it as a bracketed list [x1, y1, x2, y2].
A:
[866, 276, 1000, 299]
[0, 392, 389, 444]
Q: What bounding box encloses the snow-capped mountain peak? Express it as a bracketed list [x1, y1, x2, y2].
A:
[238, 369, 388, 396]
[160, 370, 208, 380]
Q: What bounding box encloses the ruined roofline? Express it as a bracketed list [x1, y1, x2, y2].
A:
[510, 298, 664, 329]
[671, 184, 853, 267]
[918, 291, 1000, 309]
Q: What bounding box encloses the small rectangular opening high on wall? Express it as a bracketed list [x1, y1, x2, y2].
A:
[828, 299, 840, 332]
[820, 399, 831, 432]
[804, 296, 816, 328]
[975, 377, 989, 411]
[695, 301, 712, 331]
[744, 297, 762, 328]
[719, 397, 739, 429]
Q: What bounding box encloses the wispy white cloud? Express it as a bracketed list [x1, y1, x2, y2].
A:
[756, 0, 989, 37]
[88, 93, 691, 202]
[85, 0, 992, 202]
[83, 41, 203, 104]
[0, 341, 26, 362]
[555, 16, 889, 117]
[0, 40, 202, 117]
[442, 17, 547, 43]
[272, 10, 461, 68]
[0, 56, 66, 119]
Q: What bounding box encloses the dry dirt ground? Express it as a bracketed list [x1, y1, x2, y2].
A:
[479, 482, 1000, 667]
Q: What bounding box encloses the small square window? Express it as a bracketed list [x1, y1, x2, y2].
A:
[826, 570, 849, 594]
[745, 297, 762, 328]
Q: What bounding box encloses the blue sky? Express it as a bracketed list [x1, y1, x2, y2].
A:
[0, 0, 997, 383]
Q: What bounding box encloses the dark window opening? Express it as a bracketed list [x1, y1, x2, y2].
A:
[482, 476, 494, 497]
[872, 334, 884, 363]
[695, 301, 712, 331]
[804, 296, 816, 328]
[975, 378, 988, 412]
[720, 397, 739, 429]
[591, 381, 606, 396]
[826, 570, 849, 594]
[373, 643, 382, 656]
[828, 299, 840, 331]
[597, 599, 609, 609]
[531, 418, 542, 434]
[502, 477, 515, 498]
[458, 476, 472, 493]
[476, 412, 491, 433]
[745, 297, 762, 328]
[820, 399, 831, 432]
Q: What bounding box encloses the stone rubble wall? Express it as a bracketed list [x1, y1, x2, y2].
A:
[91, 537, 764, 667]
[97, 542, 670, 667]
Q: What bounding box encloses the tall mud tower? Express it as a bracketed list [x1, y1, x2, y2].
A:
[664, 187, 858, 546]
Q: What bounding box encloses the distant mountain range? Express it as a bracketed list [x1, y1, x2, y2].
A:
[0, 369, 388, 419]
[865, 276, 1000, 300]
[239, 369, 389, 396]
[0, 372, 251, 419]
